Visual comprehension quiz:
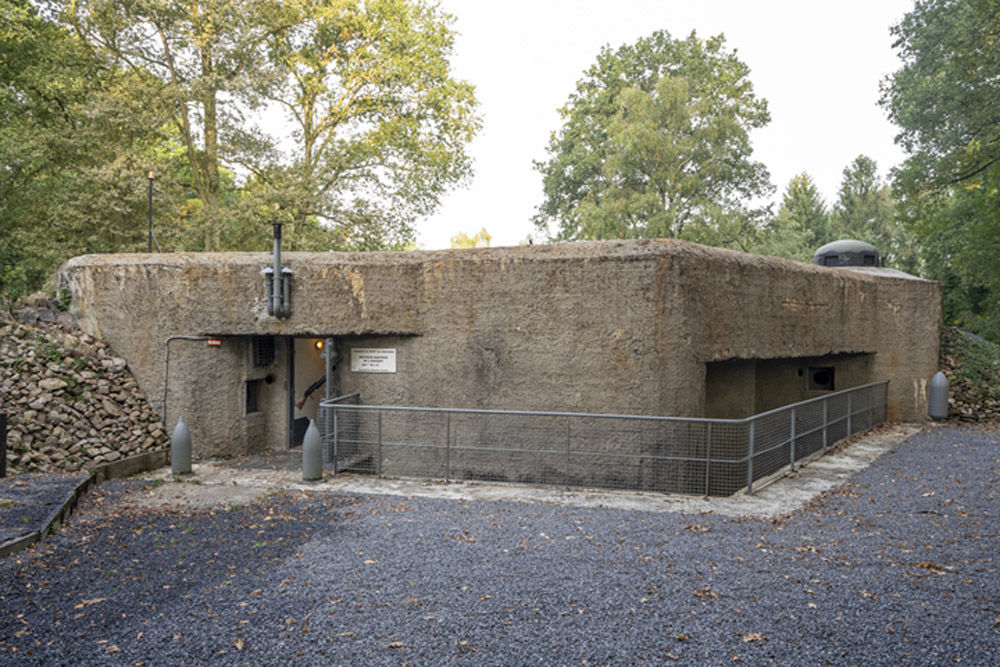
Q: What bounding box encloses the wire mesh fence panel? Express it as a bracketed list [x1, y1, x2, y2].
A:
[318, 381, 888, 497]
[448, 411, 567, 486]
[378, 409, 449, 480]
[824, 393, 850, 445]
[793, 401, 826, 461]
[750, 409, 792, 484]
[848, 386, 873, 434]
[706, 421, 750, 496]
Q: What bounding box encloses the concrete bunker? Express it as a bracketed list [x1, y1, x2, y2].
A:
[60, 239, 941, 494]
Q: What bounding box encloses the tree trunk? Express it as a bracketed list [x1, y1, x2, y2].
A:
[201, 47, 220, 252]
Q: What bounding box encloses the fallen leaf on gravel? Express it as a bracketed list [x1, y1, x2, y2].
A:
[363, 559, 377, 565]
[233, 638, 244, 651]
[75, 597, 106, 608]
[106, 645, 121, 654]
[339, 631, 355, 638]
[862, 590, 880, 599]
[684, 524, 711, 534]
[915, 561, 953, 573]
[741, 633, 766, 643]
[387, 641, 404, 649]
[693, 588, 720, 600]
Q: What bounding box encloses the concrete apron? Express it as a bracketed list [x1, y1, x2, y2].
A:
[135, 424, 921, 519]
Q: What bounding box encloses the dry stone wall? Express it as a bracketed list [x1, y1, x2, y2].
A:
[1, 310, 168, 473]
[939, 327, 1000, 423]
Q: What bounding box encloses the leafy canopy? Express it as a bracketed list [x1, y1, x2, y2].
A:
[752, 172, 829, 262]
[882, 0, 1000, 338]
[534, 30, 772, 248]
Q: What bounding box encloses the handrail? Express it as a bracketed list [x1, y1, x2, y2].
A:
[319, 380, 889, 425]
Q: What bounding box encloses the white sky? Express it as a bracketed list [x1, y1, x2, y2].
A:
[419, 0, 915, 249]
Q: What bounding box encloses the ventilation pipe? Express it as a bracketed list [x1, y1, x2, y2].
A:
[262, 223, 292, 318]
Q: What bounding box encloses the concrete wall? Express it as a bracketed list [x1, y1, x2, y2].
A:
[59, 239, 941, 462]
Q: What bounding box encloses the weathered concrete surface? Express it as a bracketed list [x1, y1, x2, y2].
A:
[59, 240, 940, 460]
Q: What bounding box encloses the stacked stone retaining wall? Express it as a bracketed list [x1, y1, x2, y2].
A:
[1, 312, 168, 473]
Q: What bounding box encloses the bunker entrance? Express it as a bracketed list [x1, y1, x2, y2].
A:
[704, 353, 875, 420]
[288, 337, 342, 448]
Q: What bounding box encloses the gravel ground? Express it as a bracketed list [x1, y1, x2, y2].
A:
[0, 473, 89, 544]
[0, 424, 998, 665]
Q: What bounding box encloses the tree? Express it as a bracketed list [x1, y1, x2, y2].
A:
[753, 172, 829, 261]
[249, 0, 480, 248]
[881, 0, 1000, 337]
[831, 156, 914, 270]
[0, 0, 184, 296]
[62, 0, 297, 250]
[450, 228, 491, 249]
[533, 30, 772, 248]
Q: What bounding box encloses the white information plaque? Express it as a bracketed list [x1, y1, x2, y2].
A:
[351, 348, 396, 373]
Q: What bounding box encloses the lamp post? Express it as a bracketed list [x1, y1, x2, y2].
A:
[147, 171, 154, 253]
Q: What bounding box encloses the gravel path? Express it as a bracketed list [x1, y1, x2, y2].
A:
[1, 425, 998, 665]
[0, 473, 89, 545]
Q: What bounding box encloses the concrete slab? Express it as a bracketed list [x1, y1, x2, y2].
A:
[134, 423, 921, 518]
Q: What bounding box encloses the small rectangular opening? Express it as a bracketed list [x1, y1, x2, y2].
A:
[245, 379, 262, 415]
[808, 366, 835, 391]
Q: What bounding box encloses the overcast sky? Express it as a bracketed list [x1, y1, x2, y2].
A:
[418, 0, 915, 249]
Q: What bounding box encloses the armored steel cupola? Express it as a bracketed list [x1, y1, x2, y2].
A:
[813, 239, 881, 268]
[262, 222, 292, 318]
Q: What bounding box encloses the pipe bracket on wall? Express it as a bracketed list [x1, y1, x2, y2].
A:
[263, 223, 292, 319]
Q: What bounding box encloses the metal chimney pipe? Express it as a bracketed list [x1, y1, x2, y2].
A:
[271, 223, 283, 317]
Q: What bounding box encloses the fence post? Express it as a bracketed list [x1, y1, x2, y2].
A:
[747, 420, 755, 495]
[704, 422, 712, 497]
[790, 407, 797, 472]
[377, 410, 383, 479]
[332, 408, 338, 475]
[565, 416, 571, 491]
[445, 412, 451, 483]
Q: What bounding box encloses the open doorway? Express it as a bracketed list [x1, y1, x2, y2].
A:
[288, 337, 341, 448]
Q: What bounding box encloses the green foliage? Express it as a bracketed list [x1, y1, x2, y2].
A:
[0, 0, 477, 288]
[55, 286, 71, 312]
[753, 172, 829, 261]
[831, 156, 917, 271]
[534, 30, 772, 248]
[0, 263, 28, 315]
[0, 0, 184, 292]
[250, 0, 480, 244]
[882, 0, 1000, 341]
[450, 228, 492, 249]
[34, 337, 63, 366]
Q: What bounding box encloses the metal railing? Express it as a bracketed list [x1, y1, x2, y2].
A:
[317, 381, 888, 497]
